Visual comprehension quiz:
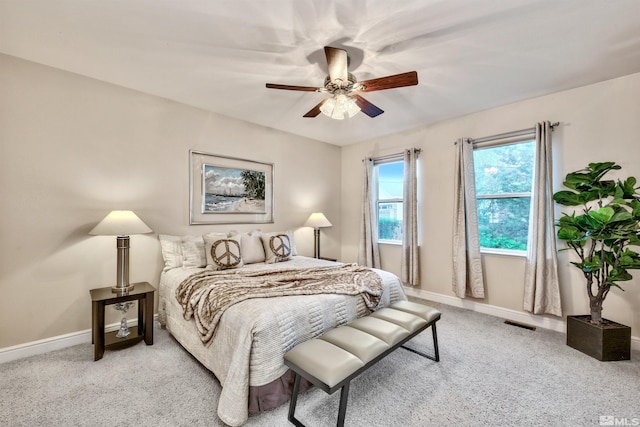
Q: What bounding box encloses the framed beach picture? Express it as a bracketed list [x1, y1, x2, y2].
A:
[189, 150, 274, 224]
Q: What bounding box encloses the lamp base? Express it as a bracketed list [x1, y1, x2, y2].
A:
[111, 284, 135, 293]
[313, 228, 321, 259]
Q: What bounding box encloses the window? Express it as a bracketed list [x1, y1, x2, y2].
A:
[375, 160, 404, 243]
[473, 140, 535, 253]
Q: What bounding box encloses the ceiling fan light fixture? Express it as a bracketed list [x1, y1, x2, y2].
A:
[320, 94, 360, 120]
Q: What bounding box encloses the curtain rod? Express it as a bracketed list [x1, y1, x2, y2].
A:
[469, 122, 559, 145]
[365, 148, 421, 162]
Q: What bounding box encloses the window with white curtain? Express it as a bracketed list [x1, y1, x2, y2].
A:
[374, 159, 405, 244]
[473, 139, 535, 254]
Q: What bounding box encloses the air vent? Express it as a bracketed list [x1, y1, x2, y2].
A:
[504, 320, 536, 331]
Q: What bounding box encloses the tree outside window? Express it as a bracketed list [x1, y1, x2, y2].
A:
[473, 140, 535, 252]
[376, 161, 404, 243]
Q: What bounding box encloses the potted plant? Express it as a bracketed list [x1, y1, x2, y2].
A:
[553, 162, 639, 361]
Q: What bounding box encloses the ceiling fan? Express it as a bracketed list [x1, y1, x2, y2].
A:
[266, 46, 418, 120]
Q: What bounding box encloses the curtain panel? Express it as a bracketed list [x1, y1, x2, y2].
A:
[358, 158, 381, 268]
[452, 138, 485, 298]
[523, 122, 562, 316]
[401, 148, 419, 286]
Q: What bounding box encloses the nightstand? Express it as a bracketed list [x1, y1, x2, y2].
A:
[90, 282, 155, 361]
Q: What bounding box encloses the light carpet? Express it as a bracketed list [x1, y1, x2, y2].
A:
[1, 303, 639, 427]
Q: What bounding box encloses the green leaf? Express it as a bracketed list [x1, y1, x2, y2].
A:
[556, 212, 577, 225]
[603, 250, 617, 266]
[581, 260, 602, 273]
[619, 249, 640, 269]
[557, 226, 583, 241]
[588, 161, 619, 170]
[588, 162, 621, 180]
[618, 177, 639, 199]
[608, 268, 633, 282]
[553, 190, 585, 206]
[628, 233, 640, 246]
[610, 210, 633, 223]
[563, 175, 590, 191]
[588, 207, 615, 223]
[575, 214, 602, 231]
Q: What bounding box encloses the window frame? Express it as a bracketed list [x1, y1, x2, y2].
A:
[472, 137, 536, 256]
[373, 157, 405, 245]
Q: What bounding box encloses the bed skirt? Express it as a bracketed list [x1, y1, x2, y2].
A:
[248, 369, 314, 414]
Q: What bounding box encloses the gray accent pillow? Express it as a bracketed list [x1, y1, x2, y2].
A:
[261, 232, 292, 264]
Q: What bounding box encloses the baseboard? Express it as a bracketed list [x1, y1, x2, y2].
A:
[404, 287, 640, 352]
[0, 316, 157, 365]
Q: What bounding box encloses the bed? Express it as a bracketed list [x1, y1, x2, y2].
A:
[157, 231, 407, 426]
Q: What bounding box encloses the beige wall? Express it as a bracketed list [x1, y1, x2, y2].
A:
[341, 72, 640, 334]
[0, 54, 341, 348]
[2, 51, 639, 351]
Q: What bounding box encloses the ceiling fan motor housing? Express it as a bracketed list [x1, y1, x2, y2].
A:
[324, 73, 358, 93]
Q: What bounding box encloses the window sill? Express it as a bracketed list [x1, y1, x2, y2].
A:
[480, 248, 527, 258]
[378, 240, 402, 246]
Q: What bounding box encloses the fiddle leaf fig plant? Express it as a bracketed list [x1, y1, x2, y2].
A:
[553, 162, 640, 325]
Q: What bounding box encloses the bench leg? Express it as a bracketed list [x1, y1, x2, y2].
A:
[336, 382, 350, 427]
[432, 322, 440, 362]
[287, 373, 351, 427]
[401, 322, 440, 362]
[288, 373, 304, 427]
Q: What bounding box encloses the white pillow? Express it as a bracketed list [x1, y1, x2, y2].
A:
[158, 235, 183, 271]
[286, 230, 298, 256]
[182, 235, 207, 268]
[204, 233, 243, 270]
[261, 231, 293, 264]
[230, 230, 265, 264]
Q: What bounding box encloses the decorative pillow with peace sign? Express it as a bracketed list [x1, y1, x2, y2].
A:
[203, 233, 244, 270]
[261, 232, 293, 264]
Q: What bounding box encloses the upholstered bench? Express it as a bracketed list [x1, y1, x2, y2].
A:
[283, 300, 441, 427]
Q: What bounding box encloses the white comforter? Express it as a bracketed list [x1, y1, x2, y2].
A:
[158, 256, 406, 426]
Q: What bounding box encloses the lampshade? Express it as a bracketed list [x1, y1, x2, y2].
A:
[304, 212, 332, 229]
[89, 210, 152, 236]
[320, 94, 360, 120]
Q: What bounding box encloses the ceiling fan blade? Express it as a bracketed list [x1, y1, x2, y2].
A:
[352, 94, 384, 118]
[266, 83, 320, 92]
[356, 71, 418, 92]
[303, 99, 328, 118]
[324, 46, 349, 86]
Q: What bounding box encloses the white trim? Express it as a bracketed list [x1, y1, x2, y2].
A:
[0, 315, 156, 364]
[0, 329, 93, 364]
[404, 287, 640, 352]
[378, 240, 402, 246]
[480, 248, 527, 257]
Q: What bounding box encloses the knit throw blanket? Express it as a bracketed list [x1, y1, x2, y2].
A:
[176, 264, 383, 345]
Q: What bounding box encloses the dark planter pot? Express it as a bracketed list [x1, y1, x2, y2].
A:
[566, 315, 631, 361]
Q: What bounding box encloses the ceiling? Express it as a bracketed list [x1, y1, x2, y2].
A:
[2, 0, 640, 146]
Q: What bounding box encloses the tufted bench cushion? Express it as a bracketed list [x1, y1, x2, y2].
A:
[284, 301, 441, 427]
[283, 339, 364, 389]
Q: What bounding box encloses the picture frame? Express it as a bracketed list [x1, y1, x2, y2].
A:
[189, 150, 274, 225]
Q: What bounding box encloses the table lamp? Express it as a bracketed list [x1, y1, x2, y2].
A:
[89, 210, 152, 293]
[304, 212, 332, 258]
